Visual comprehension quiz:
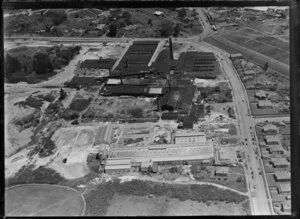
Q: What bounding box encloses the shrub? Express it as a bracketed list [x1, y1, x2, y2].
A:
[32, 52, 53, 75]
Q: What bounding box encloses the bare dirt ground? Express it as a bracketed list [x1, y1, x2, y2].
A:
[105, 194, 248, 216]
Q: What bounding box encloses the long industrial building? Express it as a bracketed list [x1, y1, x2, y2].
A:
[110, 142, 214, 163]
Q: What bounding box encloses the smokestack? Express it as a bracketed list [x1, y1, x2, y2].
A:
[169, 37, 173, 60]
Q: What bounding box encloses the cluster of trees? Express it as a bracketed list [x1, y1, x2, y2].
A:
[227, 107, 236, 119]
[5, 165, 64, 187]
[106, 10, 132, 37]
[84, 178, 248, 215]
[5, 45, 81, 83]
[159, 22, 181, 37]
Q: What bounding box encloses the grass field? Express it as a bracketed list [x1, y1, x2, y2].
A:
[106, 194, 249, 216]
[84, 179, 248, 216]
[5, 184, 85, 216]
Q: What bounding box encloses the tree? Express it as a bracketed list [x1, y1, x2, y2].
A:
[5, 54, 21, 75]
[32, 52, 53, 75]
[148, 18, 153, 27]
[122, 11, 132, 25]
[173, 23, 180, 37]
[263, 62, 269, 71]
[177, 8, 187, 20]
[107, 23, 117, 37]
[74, 13, 79, 18]
[59, 88, 67, 100]
[51, 10, 67, 26]
[159, 21, 174, 37]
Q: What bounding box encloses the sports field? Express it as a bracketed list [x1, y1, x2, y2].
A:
[5, 184, 86, 216]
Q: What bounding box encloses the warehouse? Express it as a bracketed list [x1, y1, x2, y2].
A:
[105, 158, 131, 174]
[175, 52, 219, 79]
[174, 131, 206, 144]
[110, 141, 214, 164]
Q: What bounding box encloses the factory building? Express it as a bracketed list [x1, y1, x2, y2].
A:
[175, 52, 219, 79]
[110, 141, 214, 164]
[105, 158, 131, 174]
[174, 131, 206, 144]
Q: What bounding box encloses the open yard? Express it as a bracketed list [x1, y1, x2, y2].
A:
[5, 184, 85, 216]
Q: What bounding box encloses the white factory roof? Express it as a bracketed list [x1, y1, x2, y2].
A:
[263, 124, 279, 132]
[105, 164, 131, 170]
[148, 87, 163, 94]
[106, 158, 131, 166]
[278, 183, 291, 193]
[106, 78, 121, 85]
[274, 171, 291, 180]
[258, 100, 273, 107]
[271, 157, 289, 166]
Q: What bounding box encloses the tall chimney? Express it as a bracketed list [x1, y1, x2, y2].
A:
[169, 37, 173, 60]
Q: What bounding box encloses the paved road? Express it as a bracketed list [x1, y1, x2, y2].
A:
[186, 38, 272, 215]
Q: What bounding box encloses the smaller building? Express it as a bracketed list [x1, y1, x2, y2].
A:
[270, 157, 289, 168]
[257, 100, 273, 108]
[244, 69, 255, 76]
[265, 135, 281, 145]
[277, 183, 290, 194]
[255, 90, 267, 100]
[268, 144, 284, 154]
[215, 166, 229, 177]
[230, 53, 243, 60]
[281, 200, 291, 213]
[274, 171, 290, 182]
[263, 124, 279, 133]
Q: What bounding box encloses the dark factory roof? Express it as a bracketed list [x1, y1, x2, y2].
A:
[161, 85, 196, 112]
[175, 51, 219, 79]
[80, 59, 116, 69]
